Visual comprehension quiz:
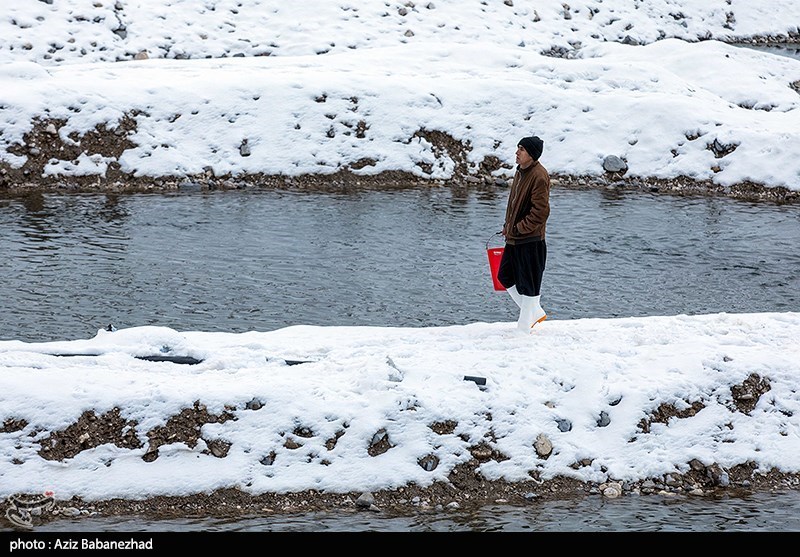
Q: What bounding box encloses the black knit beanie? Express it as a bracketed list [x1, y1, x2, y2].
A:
[518, 136, 544, 161]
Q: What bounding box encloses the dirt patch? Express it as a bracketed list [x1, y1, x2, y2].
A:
[638, 400, 706, 434]
[1, 120, 797, 203]
[2, 165, 797, 204]
[0, 418, 27, 434]
[4, 458, 799, 531]
[38, 408, 141, 461]
[4, 396, 800, 530]
[1, 115, 138, 191]
[142, 401, 236, 462]
[729, 373, 771, 414]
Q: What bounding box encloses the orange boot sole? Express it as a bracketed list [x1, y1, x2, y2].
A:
[531, 315, 547, 328]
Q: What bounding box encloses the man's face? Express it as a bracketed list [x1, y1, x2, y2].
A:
[516, 145, 532, 167]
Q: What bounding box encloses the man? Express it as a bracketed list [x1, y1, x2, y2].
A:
[497, 135, 550, 332]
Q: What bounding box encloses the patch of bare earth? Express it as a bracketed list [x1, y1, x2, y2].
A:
[1, 122, 798, 204]
[3, 372, 800, 530]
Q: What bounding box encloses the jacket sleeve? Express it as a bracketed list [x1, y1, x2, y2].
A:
[516, 174, 550, 235]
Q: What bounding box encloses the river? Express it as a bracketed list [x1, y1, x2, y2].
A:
[1, 184, 799, 532]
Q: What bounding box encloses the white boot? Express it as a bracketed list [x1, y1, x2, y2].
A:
[506, 285, 522, 308]
[531, 295, 547, 328]
[517, 294, 547, 332]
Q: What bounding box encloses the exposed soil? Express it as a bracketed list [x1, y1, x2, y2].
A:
[2, 83, 799, 529]
[3, 372, 800, 530]
[1, 118, 799, 204]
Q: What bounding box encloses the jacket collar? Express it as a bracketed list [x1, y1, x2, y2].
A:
[517, 160, 539, 173]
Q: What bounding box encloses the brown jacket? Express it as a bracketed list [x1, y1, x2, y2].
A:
[503, 161, 550, 244]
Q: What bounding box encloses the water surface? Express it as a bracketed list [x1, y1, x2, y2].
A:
[1, 184, 799, 532]
[1, 186, 798, 343]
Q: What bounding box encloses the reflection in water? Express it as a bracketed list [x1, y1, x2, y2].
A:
[2, 185, 800, 531]
[22, 192, 45, 213]
[29, 490, 800, 532]
[18, 192, 55, 247]
[1, 186, 799, 343]
[99, 194, 131, 222]
[733, 42, 800, 60]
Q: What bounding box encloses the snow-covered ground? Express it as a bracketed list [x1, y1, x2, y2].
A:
[1, 0, 799, 189]
[1, 313, 799, 503]
[2, 1, 800, 520]
[3, 1, 799, 66]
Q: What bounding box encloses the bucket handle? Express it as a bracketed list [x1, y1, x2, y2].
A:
[486, 231, 504, 250]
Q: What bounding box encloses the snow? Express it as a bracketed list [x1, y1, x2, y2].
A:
[1, 1, 799, 189]
[1, 313, 799, 502]
[1, 0, 800, 504]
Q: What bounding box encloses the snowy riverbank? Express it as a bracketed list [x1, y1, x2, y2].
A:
[1, 1, 799, 197]
[2, 313, 800, 529]
[3, 0, 800, 531]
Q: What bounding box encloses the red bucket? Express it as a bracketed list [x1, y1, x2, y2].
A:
[486, 233, 505, 291]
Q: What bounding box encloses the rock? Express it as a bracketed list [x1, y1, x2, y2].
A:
[418, 454, 438, 471]
[239, 139, 251, 157]
[556, 418, 572, 432]
[533, 433, 553, 458]
[640, 479, 657, 494]
[470, 443, 493, 461]
[356, 492, 374, 508]
[689, 459, 706, 472]
[371, 428, 388, 446]
[709, 138, 738, 158]
[707, 464, 730, 487]
[368, 428, 392, 456]
[245, 397, 263, 410]
[207, 439, 231, 458]
[134, 51, 149, 60]
[600, 482, 623, 498]
[603, 155, 628, 173]
[596, 410, 610, 427]
[283, 438, 301, 450]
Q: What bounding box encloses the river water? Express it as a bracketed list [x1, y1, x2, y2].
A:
[23, 490, 800, 532]
[2, 185, 799, 343]
[1, 183, 799, 532]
